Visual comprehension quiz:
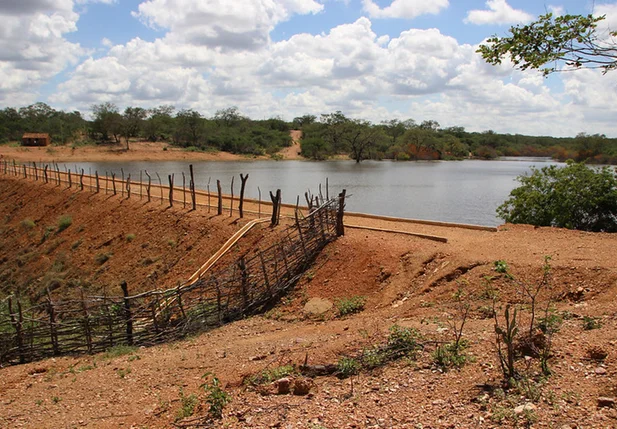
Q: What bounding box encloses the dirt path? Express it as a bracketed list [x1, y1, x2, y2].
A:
[277, 130, 303, 160]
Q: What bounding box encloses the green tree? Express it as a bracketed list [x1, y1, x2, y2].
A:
[122, 107, 147, 150]
[91, 102, 122, 143]
[497, 161, 617, 232]
[342, 120, 384, 163]
[174, 109, 203, 146]
[478, 13, 617, 75]
[144, 105, 175, 142]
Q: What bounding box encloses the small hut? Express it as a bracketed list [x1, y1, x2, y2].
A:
[22, 133, 51, 147]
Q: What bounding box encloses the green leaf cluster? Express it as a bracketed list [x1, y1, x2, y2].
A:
[497, 161, 617, 232]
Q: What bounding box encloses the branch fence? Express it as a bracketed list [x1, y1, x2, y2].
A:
[0, 158, 346, 365]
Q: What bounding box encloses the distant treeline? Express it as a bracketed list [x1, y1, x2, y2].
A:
[1, 102, 616, 164]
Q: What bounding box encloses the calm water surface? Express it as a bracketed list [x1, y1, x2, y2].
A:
[67, 158, 561, 226]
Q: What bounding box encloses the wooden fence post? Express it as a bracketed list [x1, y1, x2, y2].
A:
[8, 297, 25, 364]
[80, 169, 84, 191]
[68, 169, 72, 188]
[207, 177, 211, 213]
[23, 164, 27, 179]
[121, 168, 125, 197]
[145, 170, 151, 202]
[182, 172, 186, 208]
[127, 174, 131, 199]
[156, 172, 163, 204]
[80, 289, 92, 354]
[121, 281, 133, 346]
[95, 171, 100, 193]
[168, 174, 174, 207]
[189, 164, 196, 211]
[47, 290, 59, 356]
[217, 180, 223, 215]
[270, 189, 281, 226]
[336, 189, 346, 237]
[239, 174, 248, 218]
[43, 164, 48, 183]
[112, 172, 116, 195]
[33, 162, 38, 181]
[230, 176, 235, 217]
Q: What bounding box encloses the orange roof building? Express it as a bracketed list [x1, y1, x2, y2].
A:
[22, 133, 51, 147]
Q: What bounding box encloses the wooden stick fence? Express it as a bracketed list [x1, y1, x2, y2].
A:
[0, 159, 344, 365]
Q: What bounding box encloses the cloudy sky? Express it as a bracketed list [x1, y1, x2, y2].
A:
[2, 0, 617, 137]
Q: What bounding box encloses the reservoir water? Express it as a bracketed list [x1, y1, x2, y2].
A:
[65, 158, 561, 227]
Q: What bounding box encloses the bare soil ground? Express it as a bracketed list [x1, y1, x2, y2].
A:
[0, 141, 266, 163]
[1, 175, 617, 429]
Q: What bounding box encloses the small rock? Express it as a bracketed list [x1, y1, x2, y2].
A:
[303, 298, 333, 316]
[275, 377, 291, 395]
[597, 397, 616, 408]
[432, 399, 446, 406]
[292, 377, 312, 396]
[514, 403, 537, 415]
[595, 367, 607, 375]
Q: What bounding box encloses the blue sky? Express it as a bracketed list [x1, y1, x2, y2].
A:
[1, 0, 617, 137]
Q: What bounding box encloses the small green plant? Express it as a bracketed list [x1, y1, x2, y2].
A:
[41, 225, 55, 243]
[494, 305, 519, 382]
[433, 340, 469, 370]
[117, 367, 132, 378]
[95, 252, 111, 265]
[21, 218, 36, 229]
[248, 364, 297, 385]
[336, 356, 361, 379]
[494, 260, 509, 274]
[361, 347, 387, 369]
[35, 399, 43, 406]
[56, 215, 72, 233]
[52, 396, 61, 404]
[201, 372, 231, 420]
[103, 345, 138, 359]
[175, 388, 198, 421]
[335, 296, 366, 316]
[167, 239, 177, 248]
[125, 233, 136, 242]
[583, 316, 602, 330]
[386, 324, 422, 359]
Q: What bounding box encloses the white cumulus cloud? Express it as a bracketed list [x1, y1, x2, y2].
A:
[465, 0, 533, 25]
[362, 0, 448, 19]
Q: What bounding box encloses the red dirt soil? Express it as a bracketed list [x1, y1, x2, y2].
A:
[1, 174, 617, 428]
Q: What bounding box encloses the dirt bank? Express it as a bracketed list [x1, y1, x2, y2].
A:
[1, 174, 617, 428]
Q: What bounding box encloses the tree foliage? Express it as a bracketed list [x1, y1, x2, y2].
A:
[478, 13, 617, 75]
[497, 162, 617, 232]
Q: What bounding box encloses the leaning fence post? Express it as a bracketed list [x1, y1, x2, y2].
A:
[239, 174, 248, 218]
[336, 189, 346, 237]
[43, 164, 49, 183]
[95, 171, 100, 193]
[121, 281, 133, 346]
[189, 164, 196, 211]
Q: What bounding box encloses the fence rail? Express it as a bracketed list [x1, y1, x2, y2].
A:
[0, 159, 346, 366]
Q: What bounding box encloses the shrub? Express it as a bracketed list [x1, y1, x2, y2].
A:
[386, 325, 422, 359]
[582, 316, 602, 330]
[433, 340, 469, 370]
[56, 215, 72, 233]
[125, 233, 136, 242]
[201, 372, 230, 420]
[21, 218, 36, 230]
[335, 296, 366, 316]
[247, 365, 297, 385]
[497, 161, 617, 232]
[336, 357, 361, 379]
[175, 388, 198, 421]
